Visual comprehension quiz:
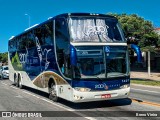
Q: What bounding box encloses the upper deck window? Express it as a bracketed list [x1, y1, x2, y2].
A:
[69, 17, 125, 42]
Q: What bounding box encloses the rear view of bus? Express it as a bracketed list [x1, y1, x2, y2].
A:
[56, 13, 130, 102]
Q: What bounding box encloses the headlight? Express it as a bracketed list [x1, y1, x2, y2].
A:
[120, 84, 130, 89]
[74, 87, 91, 92]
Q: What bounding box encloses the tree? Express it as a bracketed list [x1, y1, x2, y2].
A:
[108, 13, 160, 50]
[157, 38, 160, 46]
[0, 52, 8, 63]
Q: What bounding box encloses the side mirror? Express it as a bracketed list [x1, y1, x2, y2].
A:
[126, 37, 132, 44]
[127, 37, 139, 44]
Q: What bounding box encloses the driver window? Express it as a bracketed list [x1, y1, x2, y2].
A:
[80, 58, 94, 75]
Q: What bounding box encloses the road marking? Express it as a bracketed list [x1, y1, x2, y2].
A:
[22, 91, 41, 99]
[132, 98, 160, 108]
[141, 101, 160, 108]
[1, 81, 18, 89]
[4, 82, 96, 120]
[0, 81, 100, 119]
[131, 88, 160, 94]
[131, 84, 160, 89]
[10, 85, 19, 89]
[0, 81, 8, 86]
[22, 90, 96, 120]
[15, 95, 23, 98]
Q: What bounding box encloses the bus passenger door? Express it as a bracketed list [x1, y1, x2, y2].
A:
[55, 17, 73, 100]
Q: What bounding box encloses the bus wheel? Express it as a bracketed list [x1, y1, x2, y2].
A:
[18, 74, 23, 89]
[14, 74, 18, 87]
[49, 82, 58, 102]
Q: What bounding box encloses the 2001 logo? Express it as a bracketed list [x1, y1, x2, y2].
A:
[95, 83, 107, 89]
[84, 25, 109, 37]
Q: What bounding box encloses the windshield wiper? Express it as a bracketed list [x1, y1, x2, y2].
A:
[96, 76, 103, 80]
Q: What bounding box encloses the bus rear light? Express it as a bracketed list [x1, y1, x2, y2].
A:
[74, 87, 91, 92]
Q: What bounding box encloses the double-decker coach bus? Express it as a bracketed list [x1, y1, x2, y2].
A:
[8, 13, 130, 103]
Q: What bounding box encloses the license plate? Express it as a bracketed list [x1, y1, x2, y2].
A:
[101, 94, 111, 98]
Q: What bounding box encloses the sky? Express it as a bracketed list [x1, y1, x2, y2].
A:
[0, 0, 160, 53]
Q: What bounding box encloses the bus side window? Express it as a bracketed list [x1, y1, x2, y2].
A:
[55, 18, 72, 78]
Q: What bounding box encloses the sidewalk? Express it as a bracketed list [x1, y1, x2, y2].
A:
[130, 71, 160, 81]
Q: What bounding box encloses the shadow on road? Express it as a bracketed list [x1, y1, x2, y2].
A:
[0, 78, 9, 80]
[59, 98, 132, 109]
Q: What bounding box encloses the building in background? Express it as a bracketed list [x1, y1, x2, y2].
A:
[154, 28, 160, 34]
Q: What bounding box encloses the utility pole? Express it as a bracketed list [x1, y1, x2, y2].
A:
[25, 14, 31, 28]
[148, 51, 150, 77]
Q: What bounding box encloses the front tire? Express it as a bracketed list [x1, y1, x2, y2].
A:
[49, 82, 59, 102]
[0, 75, 2, 80]
[1, 74, 4, 79]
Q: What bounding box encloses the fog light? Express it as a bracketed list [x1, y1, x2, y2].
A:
[120, 84, 130, 89]
[74, 95, 80, 100]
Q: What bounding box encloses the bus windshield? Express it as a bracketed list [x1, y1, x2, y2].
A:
[74, 46, 129, 79]
[105, 46, 128, 78]
[3, 66, 8, 70]
[77, 56, 105, 78]
[69, 17, 125, 42]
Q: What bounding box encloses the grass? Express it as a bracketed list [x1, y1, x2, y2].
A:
[131, 79, 160, 87]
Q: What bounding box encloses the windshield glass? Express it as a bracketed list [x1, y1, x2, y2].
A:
[77, 56, 105, 78]
[69, 17, 125, 42]
[105, 46, 128, 77]
[3, 67, 8, 70]
[74, 46, 128, 79]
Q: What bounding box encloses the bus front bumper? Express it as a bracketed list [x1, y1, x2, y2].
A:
[72, 87, 130, 103]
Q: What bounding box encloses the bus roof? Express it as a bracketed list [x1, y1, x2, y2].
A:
[57, 13, 116, 18]
[9, 13, 117, 41]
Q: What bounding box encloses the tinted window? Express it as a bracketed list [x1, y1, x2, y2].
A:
[55, 18, 72, 78]
[3, 67, 8, 70]
[28, 31, 36, 49]
[19, 34, 28, 50]
[34, 22, 53, 47]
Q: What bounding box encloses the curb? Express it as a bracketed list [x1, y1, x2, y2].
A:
[131, 83, 160, 89]
[130, 78, 160, 81]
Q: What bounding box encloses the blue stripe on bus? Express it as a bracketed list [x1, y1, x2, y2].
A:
[72, 77, 130, 91]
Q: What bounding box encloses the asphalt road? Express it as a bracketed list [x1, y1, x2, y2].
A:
[130, 84, 160, 104]
[0, 79, 160, 120]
